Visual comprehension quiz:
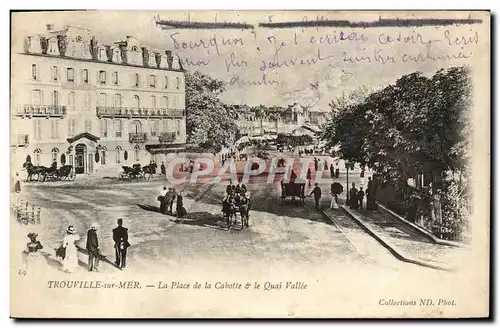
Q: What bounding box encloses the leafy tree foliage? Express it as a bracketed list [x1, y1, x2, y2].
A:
[185, 71, 239, 153]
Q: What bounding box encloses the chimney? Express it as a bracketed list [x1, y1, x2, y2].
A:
[46, 24, 54, 31]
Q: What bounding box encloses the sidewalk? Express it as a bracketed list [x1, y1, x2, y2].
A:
[340, 205, 469, 271]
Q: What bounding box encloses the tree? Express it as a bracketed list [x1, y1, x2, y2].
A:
[185, 71, 239, 153]
[323, 67, 472, 239]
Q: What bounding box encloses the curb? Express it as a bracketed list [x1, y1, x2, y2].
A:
[376, 203, 468, 248]
[325, 206, 452, 272]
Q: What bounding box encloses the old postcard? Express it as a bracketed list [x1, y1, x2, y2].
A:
[9, 10, 490, 318]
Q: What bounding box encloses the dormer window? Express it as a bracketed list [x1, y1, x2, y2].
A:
[159, 54, 169, 69]
[76, 36, 83, 42]
[48, 38, 59, 55]
[148, 53, 157, 67]
[131, 46, 138, 51]
[28, 35, 42, 54]
[112, 48, 121, 63]
[98, 47, 107, 61]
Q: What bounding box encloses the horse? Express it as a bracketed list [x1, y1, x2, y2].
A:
[142, 163, 156, 180]
[239, 201, 250, 229]
[22, 162, 48, 182]
[222, 197, 237, 230]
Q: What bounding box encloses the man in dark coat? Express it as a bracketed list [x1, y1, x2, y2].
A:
[159, 186, 167, 214]
[176, 191, 186, 218]
[226, 180, 236, 196]
[86, 223, 100, 272]
[160, 162, 166, 175]
[358, 187, 365, 210]
[335, 166, 340, 178]
[309, 183, 322, 210]
[14, 173, 21, 193]
[165, 188, 176, 215]
[349, 183, 359, 209]
[113, 219, 130, 269]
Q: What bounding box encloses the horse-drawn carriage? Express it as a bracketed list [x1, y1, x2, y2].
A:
[222, 193, 251, 231]
[23, 162, 75, 182]
[119, 163, 157, 181]
[281, 182, 306, 203]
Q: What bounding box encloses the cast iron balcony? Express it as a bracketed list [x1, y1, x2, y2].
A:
[159, 132, 177, 143]
[16, 105, 67, 118]
[129, 133, 148, 143]
[96, 107, 185, 119]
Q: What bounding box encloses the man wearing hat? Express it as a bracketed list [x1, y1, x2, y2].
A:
[113, 219, 130, 269]
[86, 223, 100, 272]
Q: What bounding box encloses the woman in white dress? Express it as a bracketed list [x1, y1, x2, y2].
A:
[61, 225, 80, 273]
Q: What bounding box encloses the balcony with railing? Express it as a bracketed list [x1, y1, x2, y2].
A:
[129, 133, 148, 143]
[159, 132, 177, 143]
[16, 105, 67, 118]
[96, 107, 185, 119]
[12, 134, 29, 147]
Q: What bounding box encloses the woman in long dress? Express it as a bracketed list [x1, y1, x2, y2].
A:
[61, 225, 80, 273]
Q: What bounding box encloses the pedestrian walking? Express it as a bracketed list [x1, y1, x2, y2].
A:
[306, 168, 312, 187]
[167, 188, 177, 215]
[349, 183, 359, 209]
[158, 186, 167, 214]
[324, 160, 328, 171]
[160, 162, 166, 175]
[86, 223, 100, 272]
[358, 187, 365, 210]
[314, 157, 318, 171]
[113, 219, 130, 269]
[310, 183, 322, 211]
[14, 173, 21, 193]
[61, 225, 80, 273]
[330, 164, 334, 179]
[176, 191, 186, 219]
[335, 166, 340, 178]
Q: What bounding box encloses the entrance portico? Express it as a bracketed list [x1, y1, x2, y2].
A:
[66, 133, 100, 174]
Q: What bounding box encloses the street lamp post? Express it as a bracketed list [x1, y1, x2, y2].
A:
[345, 161, 349, 204]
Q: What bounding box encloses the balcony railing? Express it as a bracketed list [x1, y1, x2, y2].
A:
[159, 132, 177, 143]
[129, 133, 148, 143]
[12, 134, 29, 147]
[96, 107, 185, 119]
[16, 105, 67, 118]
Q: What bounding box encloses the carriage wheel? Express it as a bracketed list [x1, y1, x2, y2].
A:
[38, 173, 45, 182]
[69, 171, 76, 181]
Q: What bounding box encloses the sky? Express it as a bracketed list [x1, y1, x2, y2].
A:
[11, 11, 487, 111]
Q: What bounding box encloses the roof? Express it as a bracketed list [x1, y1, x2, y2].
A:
[66, 132, 100, 144]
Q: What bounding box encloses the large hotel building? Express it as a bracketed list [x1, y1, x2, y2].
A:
[11, 24, 186, 175]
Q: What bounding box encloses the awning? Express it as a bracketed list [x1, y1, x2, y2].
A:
[145, 143, 187, 154]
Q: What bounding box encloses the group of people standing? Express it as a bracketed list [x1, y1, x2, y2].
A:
[158, 187, 186, 218]
[348, 177, 377, 210]
[55, 219, 130, 273]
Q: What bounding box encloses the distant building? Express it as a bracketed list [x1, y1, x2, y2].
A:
[235, 103, 330, 139]
[11, 24, 186, 174]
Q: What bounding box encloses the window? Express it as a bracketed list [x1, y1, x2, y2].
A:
[76, 36, 83, 42]
[162, 96, 169, 108]
[133, 95, 140, 108]
[164, 76, 169, 89]
[51, 148, 59, 163]
[172, 96, 177, 109]
[101, 149, 106, 165]
[51, 66, 58, 81]
[131, 120, 142, 133]
[83, 69, 89, 83]
[32, 89, 41, 105]
[149, 75, 156, 88]
[163, 120, 168, 132]
[68, 119, 76, 136]
[101, 119, 108, 137]
[131, 46, 138, 51]
[99, 47, 107, 61]
[99, 93, 107, 107]
[67, 68, 74, 82]
[51, 91, 59, 106]
[85, 119, 92, 133]
[33, 120, 41, 140]
[150, 121, 157, 136]
[60, 153, 66, 165]
[176, 120, 181, 136]
[31, 64, 38, 80]
[134, 145, 140, 161]
[115, 146, 122, 164]
[48, 39, 58, 55]
[99, 70, 106, 84]
[114, 94, 122, 108]
[84, 93, 91, 109]
[112, 48, 121, 63]
[134, 73, 140, 87]
[113, 71, 119, 85]
[68, 92, 75, 109]
[115, 119, 122, 137]
[148, 53, 157, 67]
[176, 77, 181, 89]
[150, 95, 156, 109]
[34, 149, 42, 166]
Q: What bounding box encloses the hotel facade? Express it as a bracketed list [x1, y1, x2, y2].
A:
[11, 24, 187, 175]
